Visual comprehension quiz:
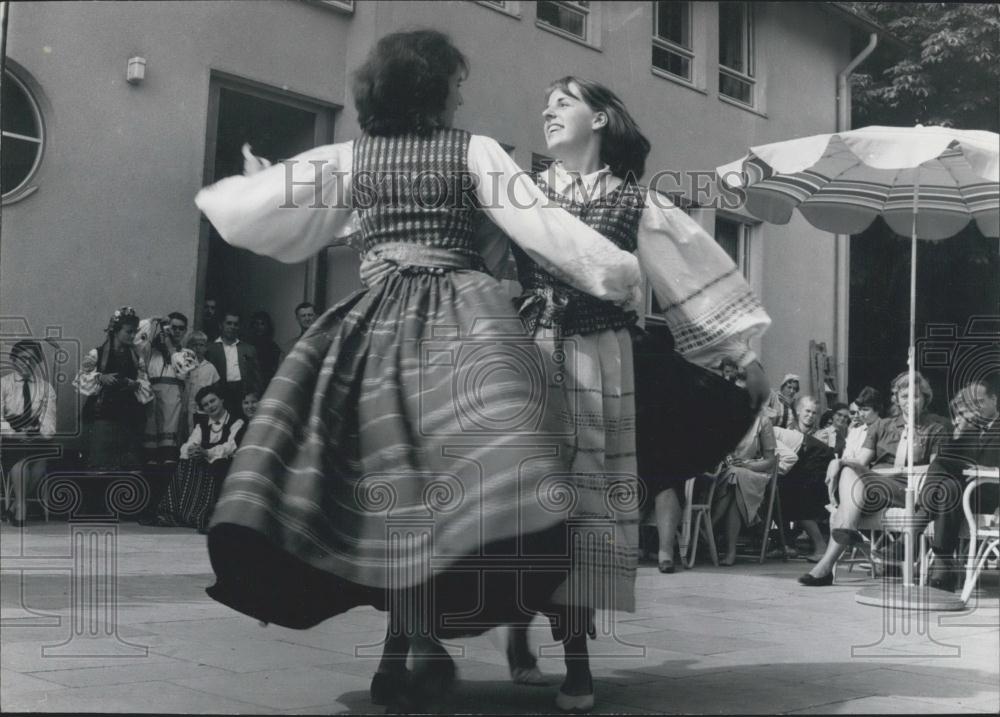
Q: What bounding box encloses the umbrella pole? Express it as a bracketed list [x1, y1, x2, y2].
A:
[857, 169, 963, 614]
[903, 173, 919, 588]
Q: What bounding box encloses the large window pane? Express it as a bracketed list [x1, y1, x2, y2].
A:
[2, 77, 40, 138]
[719, 1, 748, 73]
[1, 137, 39, 195]
[652, 46, 690, 79]
[715, 216, 741, 265]
[655, 1, 689, 47]
[2, 71, 44, 197]
[537, 1, 587, 39]
[719, 72, 752, 104]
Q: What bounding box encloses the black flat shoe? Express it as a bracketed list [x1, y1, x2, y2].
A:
[798, 572, 833, 587]
[391, 652, 456, 713]
[370, 669, 409, 706]
[658, 560, 676, 574]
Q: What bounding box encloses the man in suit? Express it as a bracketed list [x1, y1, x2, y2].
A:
[205, 311, 260, 414]
[920, 372, 1000, 592]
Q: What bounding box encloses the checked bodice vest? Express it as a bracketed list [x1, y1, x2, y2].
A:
[513, 174, 644, 336]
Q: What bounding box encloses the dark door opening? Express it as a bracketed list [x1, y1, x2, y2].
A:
[199, 76, 336, 347]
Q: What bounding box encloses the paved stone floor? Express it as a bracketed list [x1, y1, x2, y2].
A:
[2, 522, 998, 714]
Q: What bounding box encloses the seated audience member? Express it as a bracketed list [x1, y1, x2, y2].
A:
[712, 412, 778, 566]
[815, 402, 850, 455]
[719, 357, 739, 383]
[248, 310, 282, 390]
[184, 331, 221, 429]
[774, 424, 834, 562]
[764, 374, 800, 429]
[949, 387, 981, 440]
[75, 307, 153, 472]
[236, 390, 259, 445]
[920, 374, 1000, 592]
[825, 387, 882, 508]
[793, 395, 820, 437]
[799, 371, 949, 586]
[151, 386, 244, 533]
[1, 340, 58, 526]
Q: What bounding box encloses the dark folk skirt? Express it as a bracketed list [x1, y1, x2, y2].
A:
[154, 458, 228, 531]
[206, 269, 576, 633]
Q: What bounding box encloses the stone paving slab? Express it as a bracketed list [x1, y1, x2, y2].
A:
[2, 522, 998, 714]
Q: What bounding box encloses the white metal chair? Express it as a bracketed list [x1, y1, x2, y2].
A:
[960, 468, 999, 603]
[832, 466, 931, 582]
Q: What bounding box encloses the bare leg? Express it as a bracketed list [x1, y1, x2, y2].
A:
[798, 520, 827, 561]
[807, 467, 865, 578]
[720, 501, 741, 565]
[654, 487, 682, 570]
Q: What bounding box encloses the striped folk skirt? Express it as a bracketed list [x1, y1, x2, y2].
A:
[206, 268, 578, 632]
[534, 328, 639, 614]
[154, 458, 227, 531]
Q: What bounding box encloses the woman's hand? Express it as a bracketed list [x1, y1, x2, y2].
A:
[98, 372, 119, 387]
[242, 143, 272, 176]
[188, 445, 205, 460]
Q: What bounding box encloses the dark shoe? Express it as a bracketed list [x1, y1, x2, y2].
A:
[798, 572, 833, 587]
[831, 528, 864, 546]
[927, 557, 958, 593]
[9, 517, 26, 528]
[658, 559, 676, 574]
[393, 650, 456, 713]
[370, 669, 409, 706]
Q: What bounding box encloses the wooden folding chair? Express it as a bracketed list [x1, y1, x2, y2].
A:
[757, 464, 787, 562]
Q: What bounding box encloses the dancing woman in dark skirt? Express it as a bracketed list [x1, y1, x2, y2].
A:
[195, 30, 645, 711]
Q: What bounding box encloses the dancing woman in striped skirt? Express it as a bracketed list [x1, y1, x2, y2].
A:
[195, 31, 645, 711]
[502, 77, 772, 711]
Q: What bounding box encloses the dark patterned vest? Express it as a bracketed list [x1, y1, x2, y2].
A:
[352, 129, 481, 261]
[513, 174, 644, 336]
[195, 411, 240, 449]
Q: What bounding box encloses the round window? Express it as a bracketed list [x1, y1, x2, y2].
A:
[2, 70, 44, 199]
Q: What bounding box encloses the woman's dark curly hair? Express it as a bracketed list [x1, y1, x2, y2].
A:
[545, 76, 651, 181]
[353, 30, 468, 137]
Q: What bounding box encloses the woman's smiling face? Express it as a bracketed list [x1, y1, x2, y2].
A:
[542, 83, 602, 155]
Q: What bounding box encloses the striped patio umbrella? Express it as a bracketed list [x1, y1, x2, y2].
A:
[717, 125, 999, 598]
[716, 125, 998, 240]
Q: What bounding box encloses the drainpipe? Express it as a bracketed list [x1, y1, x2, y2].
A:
[833, 32, 878, 401]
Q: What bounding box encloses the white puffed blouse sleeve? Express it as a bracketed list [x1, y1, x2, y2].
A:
[195, 142, 358, 264]
[638, 190, 771, 369]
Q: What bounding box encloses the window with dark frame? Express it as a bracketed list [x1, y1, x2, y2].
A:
[718, 1, 754, 105]
[536, 1, 590, 41]
[652, 1, 693, 81]
[715, 214, 750, 277]
[1, 70, 44, 200]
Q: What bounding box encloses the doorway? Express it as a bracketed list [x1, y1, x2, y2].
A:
[198, 73, 338, 347]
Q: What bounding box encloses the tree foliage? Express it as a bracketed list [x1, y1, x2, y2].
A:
[849, 2, 999, 131]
